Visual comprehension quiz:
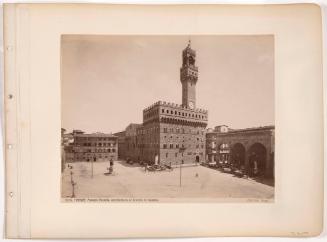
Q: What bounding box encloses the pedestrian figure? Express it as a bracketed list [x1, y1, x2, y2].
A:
[91, 156, 96, 179]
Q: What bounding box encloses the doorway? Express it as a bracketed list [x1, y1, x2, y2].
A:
[195, 156, 200, 163]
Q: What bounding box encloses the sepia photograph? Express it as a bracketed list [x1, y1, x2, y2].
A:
[61, 35, 275, 202]
[4, 3, 324, 238]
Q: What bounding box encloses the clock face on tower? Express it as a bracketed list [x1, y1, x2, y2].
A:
[188, 101, 194, 109]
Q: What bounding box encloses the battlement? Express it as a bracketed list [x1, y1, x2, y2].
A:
[143, 101, 208, 114]
[143, 100, 208, 125]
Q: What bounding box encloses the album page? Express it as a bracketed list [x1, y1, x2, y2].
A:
[4, 3, 324, 238]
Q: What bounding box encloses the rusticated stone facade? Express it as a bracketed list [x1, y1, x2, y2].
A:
[115, 123, 141, 161]
[137, 101, 207, 165]
[72, 130, 118, 162]
[113, 130, 126, 160]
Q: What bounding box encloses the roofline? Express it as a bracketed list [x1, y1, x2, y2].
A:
[143, 100, 208, 113]
[208, 125, 275, 134]
[74, 133, 118, 138]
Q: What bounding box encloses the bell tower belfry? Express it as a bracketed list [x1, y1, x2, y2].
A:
[180, 40, 198, 109]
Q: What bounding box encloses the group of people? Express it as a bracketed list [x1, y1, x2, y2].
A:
[217, 156, 261, 178]
[231, 160, 261, 178]
[143, 161, 173, 172]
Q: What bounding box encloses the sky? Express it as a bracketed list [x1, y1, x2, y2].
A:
[61, 35, 274, 134]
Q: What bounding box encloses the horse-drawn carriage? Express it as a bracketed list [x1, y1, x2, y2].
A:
[146, 163, 173, 172]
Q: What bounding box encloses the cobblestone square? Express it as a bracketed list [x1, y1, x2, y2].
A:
[62, 161, 274, 201]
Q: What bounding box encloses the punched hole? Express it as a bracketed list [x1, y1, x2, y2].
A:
[6, 46, 13, 51]
[9, 192, 13, 197]
[8, 94, 13, 99]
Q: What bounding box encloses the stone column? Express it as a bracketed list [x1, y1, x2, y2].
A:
[244, 148, 250, 175]
[265, 144, 271, 178]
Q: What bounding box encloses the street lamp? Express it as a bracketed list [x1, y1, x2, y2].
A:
[108, 155, 114, 175]
[178, 147, 186, 187]
[69, 165, 76, 198]
[92, 155, 96, 178]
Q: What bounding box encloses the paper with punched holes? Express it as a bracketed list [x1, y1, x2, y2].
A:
[4, 3, 324, 238]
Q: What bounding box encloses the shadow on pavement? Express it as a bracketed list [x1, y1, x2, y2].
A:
[250, 177, 275, 187]
[201, 164, 275, 187]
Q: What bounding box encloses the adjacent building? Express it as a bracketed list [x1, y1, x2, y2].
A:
[114, 123, 141, 161]
[61, 128, 67, 172]
[206, 125, 275, 178]
[62, 129, 74, 163]
[113, 130, 126, 160]
[62, 129, 118, 162]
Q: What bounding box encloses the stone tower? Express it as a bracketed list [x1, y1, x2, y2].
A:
[138, 40, 208, 165]
[180, 40, 198, 109]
